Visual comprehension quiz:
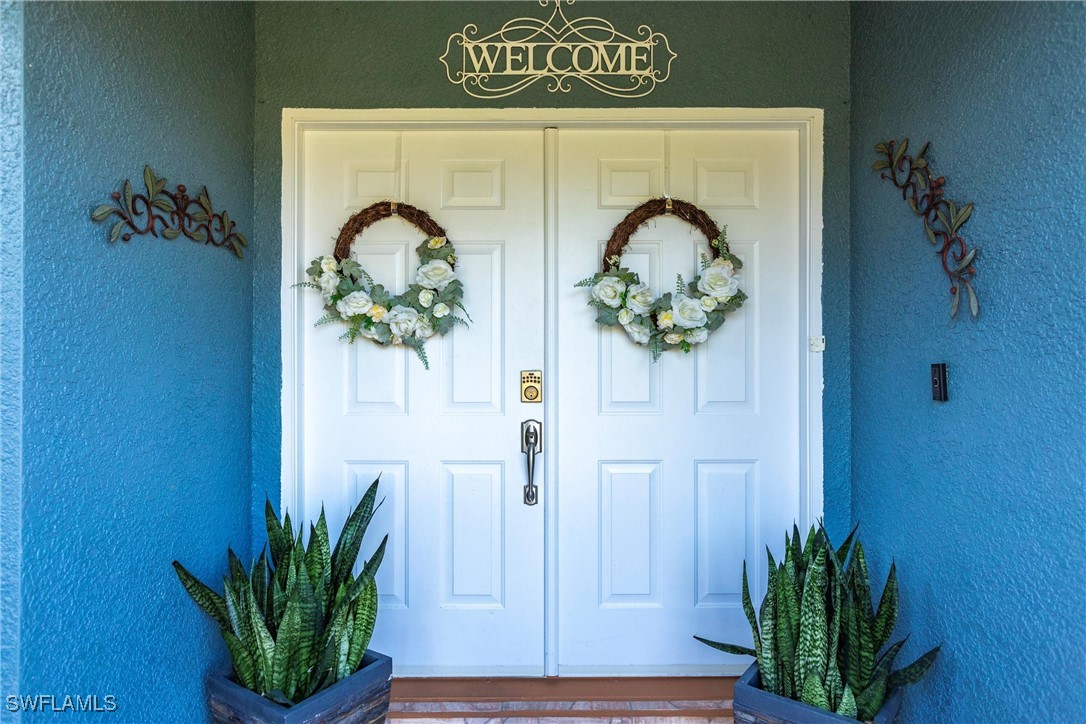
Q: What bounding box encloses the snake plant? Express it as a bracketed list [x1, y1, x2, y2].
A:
[696, 524, 939, 720]
[173, 478, 388, 706]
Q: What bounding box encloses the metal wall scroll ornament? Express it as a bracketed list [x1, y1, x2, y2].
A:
[440, 0, 676, 99]
[873, 139, 979, 318]
[91, 166, 248, 258]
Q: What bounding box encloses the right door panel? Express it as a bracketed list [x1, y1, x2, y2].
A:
[556, 129, 802, 674]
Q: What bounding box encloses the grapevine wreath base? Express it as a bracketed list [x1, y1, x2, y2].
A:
[301, 201, 469, 369]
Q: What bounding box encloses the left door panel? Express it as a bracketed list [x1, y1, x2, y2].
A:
[298, 129, 546, 675]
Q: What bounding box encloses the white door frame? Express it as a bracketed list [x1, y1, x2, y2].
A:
[280, 107, 825, 677]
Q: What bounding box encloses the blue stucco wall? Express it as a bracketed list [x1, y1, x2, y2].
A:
[850, 3, 1086, 721]
[252, 0, 854, 541]
[20, 3, 253, 720]
[1, 0, 25, 706]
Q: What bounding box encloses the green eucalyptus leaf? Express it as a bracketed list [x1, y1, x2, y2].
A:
[924, 221, 937, 246]
[964, 278, 979, 318]
[892, 138, 908, 167]
[91, 205, 116, 222]
[143, 166, 155, 196]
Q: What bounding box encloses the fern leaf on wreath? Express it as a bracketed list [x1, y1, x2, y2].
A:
[413, 345, 429, 370]
[314, 314, 341, 327]
[358, 267, 376, 288]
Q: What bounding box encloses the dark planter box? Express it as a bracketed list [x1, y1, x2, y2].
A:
[206, 650, 392, 724]
[734, 663, 903, 724]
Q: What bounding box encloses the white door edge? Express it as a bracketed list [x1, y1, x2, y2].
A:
[279, 108, 826, 676]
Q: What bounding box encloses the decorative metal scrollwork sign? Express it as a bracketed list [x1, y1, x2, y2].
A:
[440, 0, 676, 99]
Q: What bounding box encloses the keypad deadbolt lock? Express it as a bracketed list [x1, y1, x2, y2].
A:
[520, 370, 542, 403]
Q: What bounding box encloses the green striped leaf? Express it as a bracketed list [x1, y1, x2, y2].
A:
[251, 550, 268, 624]
[828, 564, 843, 672]
[853, 596, 875, 692]
[271, 595, 302, 695]
[825, 660, 844, 711]
[309, 508, 333, 609]
[759, 553, 779, 695]
[340, 535, 388, 609]
[693, 636, 756, 657]
[347, 580, 379, 672]
[783, 532, 797, 590]
[801, 525, 817, 566]
[836, 684, 858, 718]
[775, 561, 799, 698]
[836, 524, 858, 566]
[889, 645, 941, 688]
[265, 499, 289, 568]
[790, 524, 804, 579]
[873, 637, 907, 684]
[270, 576, 286, 626]
[172, 561, 231, 632]
[308, 605, 350, 697]
[228, 548, 248, 590]
[223, 579, 247, 646]
[740, 560, 762, 663]
[800, 672, 830, 711]
[873, 562, 898, 652]
[222, 630, 258, 691]
[244, 585, 276, 693]
[795, 547, 828, 688]
[852, 544, 875, 629]
[331, 478, 380, 591]
[335, 615, 352, 681]
[856, 671, 887, 721]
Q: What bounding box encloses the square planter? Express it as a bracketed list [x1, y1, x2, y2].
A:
[734, 663, 903, 724]
[206, 649, 392, 724]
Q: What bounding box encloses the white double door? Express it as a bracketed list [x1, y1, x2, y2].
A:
[296, 125, 803, 676]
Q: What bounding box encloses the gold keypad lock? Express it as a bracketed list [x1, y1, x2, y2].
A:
[520, 370, 542, 403]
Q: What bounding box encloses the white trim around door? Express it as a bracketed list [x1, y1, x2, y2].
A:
[280, 107, 825, 677]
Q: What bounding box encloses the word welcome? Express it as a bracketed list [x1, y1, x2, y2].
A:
[441, 1, 676, 99]
[6, 694, 118, 713]
[463, 42, 654, 77]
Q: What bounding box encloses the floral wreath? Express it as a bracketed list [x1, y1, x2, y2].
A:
[300, 201, 468, 369]
[575, 197, 746, 361]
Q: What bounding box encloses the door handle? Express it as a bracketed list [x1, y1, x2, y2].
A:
[521, 419, 542, 506]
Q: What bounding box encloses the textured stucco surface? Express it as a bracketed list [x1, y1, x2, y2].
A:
[21, 3, 253, 720]
[1, 0, 24, 708]
[850, 3, 1086, 721]
[252, 1, 853, 541]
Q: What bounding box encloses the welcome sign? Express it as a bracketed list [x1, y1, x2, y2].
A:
[440, 0, 676, 99]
